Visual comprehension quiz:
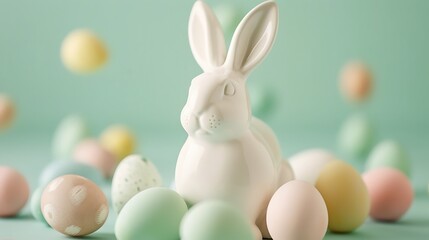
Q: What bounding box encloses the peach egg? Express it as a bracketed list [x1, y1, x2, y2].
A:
[0, 166, 29, 217]
[0, 95, 15, 130]
[340, 61, 372, 103]
[73, 139, 117, 178]
[41, 175, 108, 237]
[362, 167, 413, 222]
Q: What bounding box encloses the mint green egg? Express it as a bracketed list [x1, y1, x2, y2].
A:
[338, 113, 375, 159]
[180, 200, 254, 240]
[30, 187, 48, 225]
[52, 115, 89, 159]
[213, 3, 243, 40]
[115, 187, 188, 240]
[248, 83, 276, 118]
[366, 140, 411, 177]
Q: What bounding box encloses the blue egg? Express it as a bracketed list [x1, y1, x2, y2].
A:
[39, 161, 104, 188]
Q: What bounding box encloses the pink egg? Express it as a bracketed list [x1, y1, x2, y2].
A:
[73, 139, 116, 178]
[362, 167, 413, 222]
[41, 175, 109, 236]
[267, 180, 328, 240]
[0, 166, 29, 217]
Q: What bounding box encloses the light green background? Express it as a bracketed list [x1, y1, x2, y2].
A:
[1, 0, 428, 136]
[1, 1, 429, 239]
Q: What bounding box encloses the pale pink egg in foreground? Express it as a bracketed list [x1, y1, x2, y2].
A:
[73, 139, 117, 178]
[362, 167, 413, 222]
[0, 166, 29, 217]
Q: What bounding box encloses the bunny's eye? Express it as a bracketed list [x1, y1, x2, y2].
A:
[224, 83, 235, 96]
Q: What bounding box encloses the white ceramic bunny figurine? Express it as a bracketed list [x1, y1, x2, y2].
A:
[176, 0, 294, 239]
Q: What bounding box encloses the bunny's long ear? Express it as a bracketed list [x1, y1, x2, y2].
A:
[225, 1, 278, 75]
[189, 0, 226, 72]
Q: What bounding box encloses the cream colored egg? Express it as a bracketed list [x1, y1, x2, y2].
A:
[61, 29, 108, 73]
[289, 149, 336, 185]
[41, 175, 108, 237]
[267, 180, 328, 240]
[100, 125, 136, 162]
[315, 160, 370, 233]
[0, 95, 15, 130]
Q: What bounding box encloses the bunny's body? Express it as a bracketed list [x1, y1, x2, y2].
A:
[175, 1, 294, 239]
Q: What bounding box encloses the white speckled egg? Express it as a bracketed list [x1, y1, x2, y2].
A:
[111, 154, 163, 214]
[41, 175, 109, 237]
[289, 149, 336, 185]
[267, 180, 328, 240]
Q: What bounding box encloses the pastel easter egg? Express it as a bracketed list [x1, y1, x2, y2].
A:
[115, 188, 188, 240]
[362, 168, 413, 222]
[100, 125, 136, 162]
[338, 113, 375, 159]
[0, 95, 15, 130]
[52, 115, 89, 159]
[111, 154, 163, 214]
[180, 200, 254, 240]
[213, 3, 243, 40]
[41, 175, 109, 237]
[366, 140, 410, 177]
[73, 139, 117, 178]
[0, 166, 29, 217]
[289, 149, 336, 185]
[340, 61, 372, 103]
[39, 161, 104, 188]
[31, 187, 48, 225]
[61, 29, 108, 73]
[248, 83, 276, 117]
[267, 180, 328, 240]
[315, 160, 370, 233]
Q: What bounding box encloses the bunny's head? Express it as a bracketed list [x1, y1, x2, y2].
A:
[181, 0, 278, 142]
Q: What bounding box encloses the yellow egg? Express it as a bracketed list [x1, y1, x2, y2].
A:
[315, 160, 370, 233]
[61, 29, 108, 73]
[100, 125, 136, 161]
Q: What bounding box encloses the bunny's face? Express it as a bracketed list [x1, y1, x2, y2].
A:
[181, 71, 250, 141]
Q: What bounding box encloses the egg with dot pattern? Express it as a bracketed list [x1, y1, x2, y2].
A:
[111, 154, 163, 214]
[41, 175, 108, 237]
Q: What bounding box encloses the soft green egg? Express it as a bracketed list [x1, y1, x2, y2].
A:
[338, 113, 375, 160]
[248, 82, 276, 118]
[115, 187, 188, 240]
[366, 140, 411, 177]
[213, 3, 243, 40]
[52, 115, 89, 159]
[180, 200, 254, 240]
[39, 161, 104, 188]
[30, 187, 48, 225]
